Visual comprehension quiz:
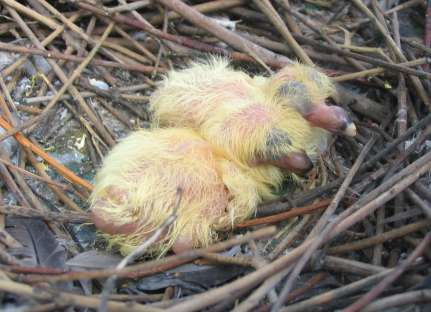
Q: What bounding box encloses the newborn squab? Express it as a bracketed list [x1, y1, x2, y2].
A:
[91, 59, 357, 255]
[90, 128, 263, 255]
[150, 58, 355, 181]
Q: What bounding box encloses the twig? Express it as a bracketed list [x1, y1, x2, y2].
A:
[201, 252, 254, 267]
[351, 0, 431, 109]
[328, 220, 431, 254]
[0, 279, 159, 312]
[333, 58, 428, 82]
[280, 270, 392, 312]
[23, 226, 276, 283]
[269, 215, 312, 260]
[74, 1, 289, 68]
[0, 116, 93, 191]
[272, 136, 376, 310]
[295, 35, 431, 79]
[344, 232, 431, 312]
[362, 289, 431, 312]
[25, 150, 84, 212]
[154, 0, 292, 67]
[1, 13, 80, 77]
[0, 7, 115, 145]
[149, 0, 245, 25]
[233, 266, 294, 312]
[363, 113, 431, 169]
[105, 0, 151, 14]
[425, 0, 431, 52]
[0, 0, 58, 29]
[236, 198, 331, 228]
[406, 189, 431, 218]
[0, 6, 116, 146]
[333, 150, 431, 237]
[0, 157, 69, 190]
[0, 42, 165, 73]
[253, 0, 313, 65]
[0, 205, 90, 223]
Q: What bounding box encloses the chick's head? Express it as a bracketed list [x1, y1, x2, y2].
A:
[274, 63, 335, 104]
[268, 63, 356, 137]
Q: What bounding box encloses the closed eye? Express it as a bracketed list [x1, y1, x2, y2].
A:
[278, 80, 308, 98]
[325, 97, 337, 106]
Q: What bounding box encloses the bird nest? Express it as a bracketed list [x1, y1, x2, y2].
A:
[0, 1, 430, 312]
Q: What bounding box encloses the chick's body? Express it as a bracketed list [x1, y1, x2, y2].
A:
[150, 59, 328, 191]
[91, 59, 355, 255]
[90, 128, 261, 255]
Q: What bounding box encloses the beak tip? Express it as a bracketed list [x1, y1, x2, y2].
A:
[343, 123, 357, 137]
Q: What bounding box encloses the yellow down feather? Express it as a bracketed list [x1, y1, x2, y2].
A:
[92, 58, 335, 255]
[90, 128, 264, 255]
[150, 57, 329, 188]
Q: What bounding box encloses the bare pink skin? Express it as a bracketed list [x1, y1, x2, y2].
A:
[172, 235, 194, 254]
[92, 204, 193, 254]
[222, 103, 273, 137]
[267, 151, 313, 175]
[213, 80, 251, 99]
[272, 67, 356, 136]
[91, 206, 139, 235]
[253, 150, 313, 176]
[91, 202, 190, 254]
[304, 104, 356, 136]
[90, 186, 140, 235]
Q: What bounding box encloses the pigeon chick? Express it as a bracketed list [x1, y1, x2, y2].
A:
[90, 128, 264, 255]
[150, 58, 355, 187]
[91, 59, 357, 255]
